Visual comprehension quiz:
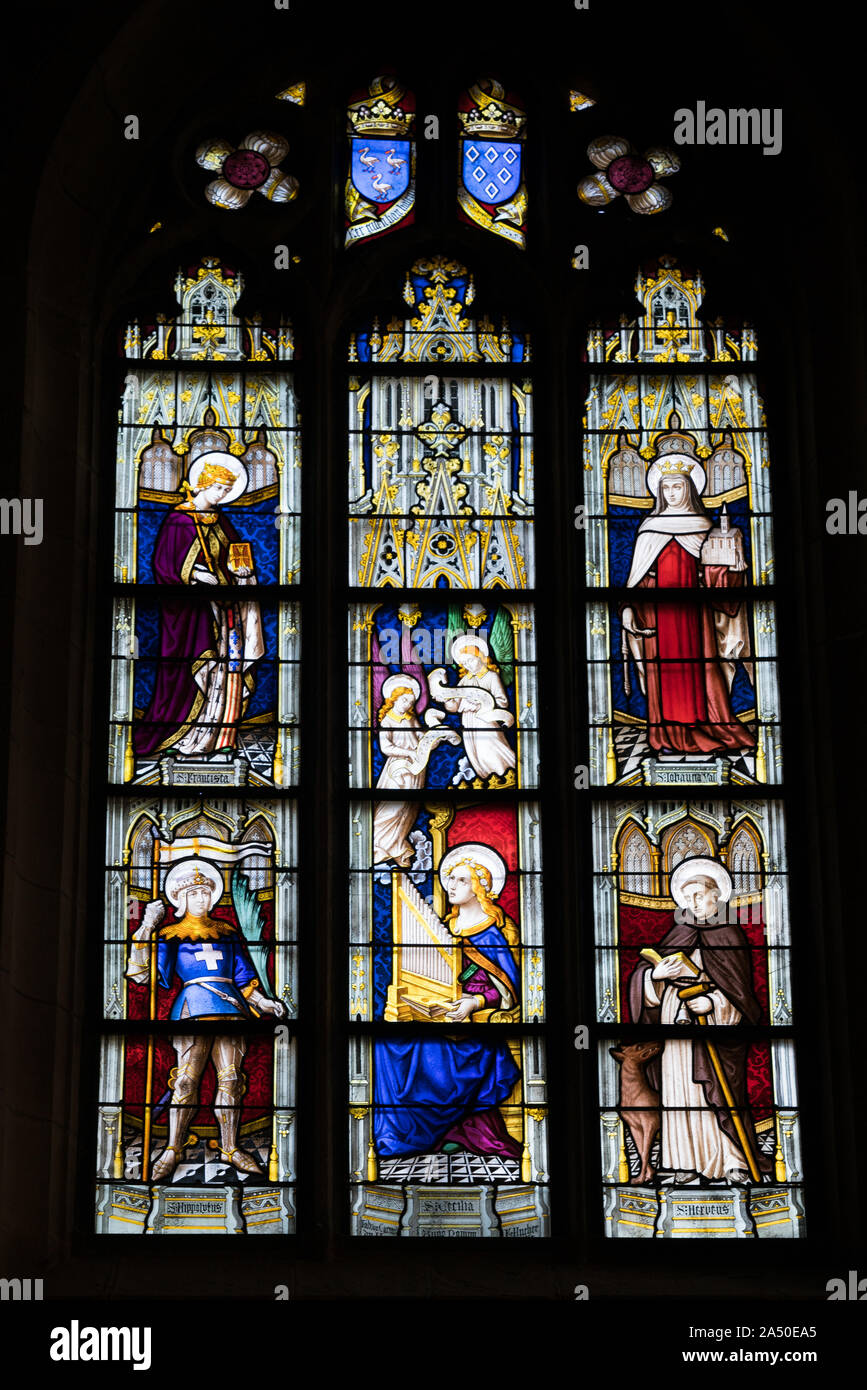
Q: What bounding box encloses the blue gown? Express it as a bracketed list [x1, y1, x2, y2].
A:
[374, 922, 521, 1156]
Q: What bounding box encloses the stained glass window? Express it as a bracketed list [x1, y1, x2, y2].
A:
[97, 259, 299, 1234]
[458, 80, 527, 249]
[347, 260, 548, 1236]
[348, 600, 538, 790]
[345, 76, 415, 247]
[584, 261, 803, 1240]
[195, 132, 299, 211]
[576, 136, 680, 215]
[583, 259, 777, 789]
[348, 259, 533, 590]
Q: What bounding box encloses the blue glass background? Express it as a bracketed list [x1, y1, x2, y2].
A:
[133, 602, 278, 719]
[364, 601, 518, 785]
[135, 499, 281, 584]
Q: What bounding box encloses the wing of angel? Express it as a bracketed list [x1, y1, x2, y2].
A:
[489, 606, 515, 686]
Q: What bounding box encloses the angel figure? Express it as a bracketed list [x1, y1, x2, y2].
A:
[372, 675, 459, 866]
[427, 633, 516, 782]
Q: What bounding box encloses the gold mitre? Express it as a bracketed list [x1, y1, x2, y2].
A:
[348, 77, 413, 137]
[460, 80, 526, 140]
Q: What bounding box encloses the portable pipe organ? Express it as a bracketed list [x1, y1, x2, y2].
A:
[384, 873, 462, 1021]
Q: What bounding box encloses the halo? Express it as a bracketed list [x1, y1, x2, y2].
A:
[451, 633, 489, 667]
[187, 451, 248, 506]
[646, 456, 706, 499]
[670, 856, 733, 908]
[164, 858, 224, 909]
[381, 674, 421, 703]
[439, 843, 507, 899]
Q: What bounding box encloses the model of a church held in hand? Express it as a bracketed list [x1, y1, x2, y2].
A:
[700, 503, 745, 571]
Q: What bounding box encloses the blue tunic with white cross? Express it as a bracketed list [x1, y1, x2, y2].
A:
[156, 930, 258, 1021]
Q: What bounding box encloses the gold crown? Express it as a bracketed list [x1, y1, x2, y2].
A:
[175, 867, 213, 893]
[460, 102, 525, 139]
[349, 100, 413, 137]
[197, 460, 237, 487]
[348, 78, 413, 138]
[658, 458, 696, 474]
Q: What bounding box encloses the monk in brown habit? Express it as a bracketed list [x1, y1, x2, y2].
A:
[627, 857, 771, 1185]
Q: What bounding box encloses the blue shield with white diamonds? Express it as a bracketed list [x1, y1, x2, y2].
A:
[462, 139, 522, 206]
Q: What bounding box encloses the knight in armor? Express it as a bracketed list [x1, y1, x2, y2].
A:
[126, 859, 285, 1181]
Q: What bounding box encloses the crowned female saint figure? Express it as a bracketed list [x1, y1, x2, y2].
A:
[621, 417, 754, 759]
[374, 844, 522, 1162]
[134, 452, 265, 761]
[372, 675, 459, 866]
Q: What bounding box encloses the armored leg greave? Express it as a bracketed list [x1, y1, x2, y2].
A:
[212, 1036, 263, 1175]
[152, 1035, 212, 1178]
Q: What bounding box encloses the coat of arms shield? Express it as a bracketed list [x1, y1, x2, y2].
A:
[351, 138, 411, 203]
[461, 139, 522, 206]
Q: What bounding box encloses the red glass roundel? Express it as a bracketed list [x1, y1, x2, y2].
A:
[223, 150, 271, 190]
[606, 155, 655, 194]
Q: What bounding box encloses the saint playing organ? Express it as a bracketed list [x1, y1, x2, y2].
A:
[374, 844, 522, 1161]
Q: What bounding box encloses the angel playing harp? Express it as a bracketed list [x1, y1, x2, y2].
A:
[126, 858, 285, 1181]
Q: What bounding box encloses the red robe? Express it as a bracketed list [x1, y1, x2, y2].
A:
[630, 540, 754, 755]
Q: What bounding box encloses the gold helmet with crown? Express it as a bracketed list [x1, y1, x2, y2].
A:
[197, 460, 237, 488]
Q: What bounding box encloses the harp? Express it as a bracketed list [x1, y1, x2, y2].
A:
[384, 873, 462, 1021]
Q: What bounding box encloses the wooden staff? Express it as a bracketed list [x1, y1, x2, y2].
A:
[640, 949, 761, 1183]
[677, 982, 761, 1183]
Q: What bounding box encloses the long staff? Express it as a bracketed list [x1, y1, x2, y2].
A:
[141, 842, 160, 1182]
[677, 982, 761, 1183]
